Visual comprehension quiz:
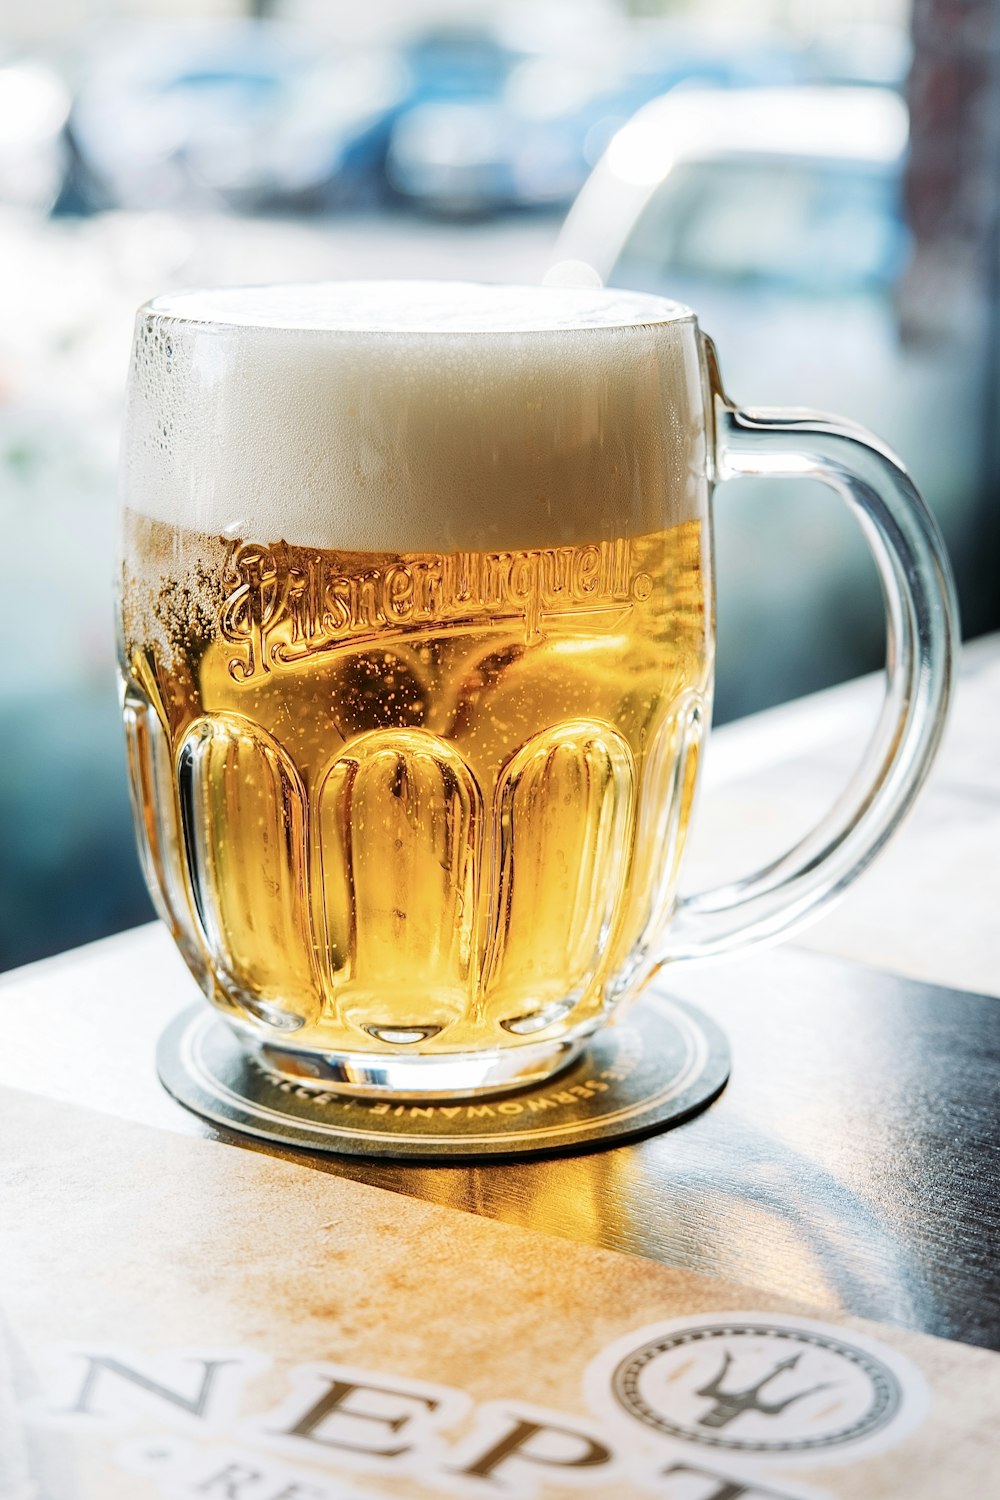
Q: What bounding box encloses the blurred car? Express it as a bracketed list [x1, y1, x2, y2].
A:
[807, 23, 912, 87]
[59, 21, 407, 215]
[554, 87, 983, 717]
[400, 23, 517, 102]
[385, 24, 521, 216]
[387, 31, 812, 218]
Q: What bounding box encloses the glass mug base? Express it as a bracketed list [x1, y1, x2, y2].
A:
[232, 1022, 589, 1100]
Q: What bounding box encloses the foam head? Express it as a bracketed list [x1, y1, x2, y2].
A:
[122, 281, 708, 552]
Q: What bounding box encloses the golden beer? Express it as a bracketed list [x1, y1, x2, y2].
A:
[122, 516, 709, 1051]
[120, 281, 714, 1092]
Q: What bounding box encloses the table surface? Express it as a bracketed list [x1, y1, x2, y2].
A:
[4, 637, 999, 1351]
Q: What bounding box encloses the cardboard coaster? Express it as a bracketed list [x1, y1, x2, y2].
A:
[157, 989, 729, 1161]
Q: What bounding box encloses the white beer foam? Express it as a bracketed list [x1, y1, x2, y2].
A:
[122, 282, 707, 552]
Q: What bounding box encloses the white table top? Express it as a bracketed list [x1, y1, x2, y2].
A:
[684, 632, 1000, 999]
[2, 637, 998, 1349]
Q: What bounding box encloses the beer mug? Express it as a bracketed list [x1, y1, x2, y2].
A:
[119, 282, 955, 1097]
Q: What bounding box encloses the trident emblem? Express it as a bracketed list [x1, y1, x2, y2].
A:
[694, 1350, 833, 1430]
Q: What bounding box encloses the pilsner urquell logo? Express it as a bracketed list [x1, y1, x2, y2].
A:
[220, 538, 653, 682]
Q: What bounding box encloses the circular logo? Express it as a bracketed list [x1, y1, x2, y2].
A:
[612, 1321, 903, 1455]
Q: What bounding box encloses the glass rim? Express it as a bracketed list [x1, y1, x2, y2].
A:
[138, 279, 698, 337]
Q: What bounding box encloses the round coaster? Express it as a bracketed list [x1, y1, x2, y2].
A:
[157, 989, 729, 1161]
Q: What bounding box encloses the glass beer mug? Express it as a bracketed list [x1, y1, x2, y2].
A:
[119, 283, 955, 1097]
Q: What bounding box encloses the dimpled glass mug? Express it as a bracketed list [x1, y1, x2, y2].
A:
[119, 282, 956, 1097]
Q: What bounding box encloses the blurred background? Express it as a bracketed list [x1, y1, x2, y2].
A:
[1, 0, 997, 970]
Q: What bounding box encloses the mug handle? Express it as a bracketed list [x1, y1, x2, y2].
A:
[657, 337, 959, 964]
